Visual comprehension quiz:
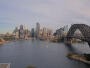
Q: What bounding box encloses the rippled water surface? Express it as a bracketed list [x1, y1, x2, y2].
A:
[0, 40, 90, 68]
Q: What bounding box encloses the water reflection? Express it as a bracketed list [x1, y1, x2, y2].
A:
[65, 44, 76, 52]
[65, 43, 90, 68]
[0, 40, 90, 68]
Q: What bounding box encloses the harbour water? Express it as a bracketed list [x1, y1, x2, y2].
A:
[0, 40, 90, 68]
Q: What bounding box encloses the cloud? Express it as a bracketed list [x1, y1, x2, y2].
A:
[0, 0, 90, 33]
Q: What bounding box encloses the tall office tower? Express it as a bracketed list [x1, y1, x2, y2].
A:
[31, 28, 35, 38]
[19, 25, 25, 39]
[42, 27, 47, 39]
[24, 29, 29, 40]
[13, 27, 19, 39]
[39, 29, 43, 38]
[36, 22, 40, 39]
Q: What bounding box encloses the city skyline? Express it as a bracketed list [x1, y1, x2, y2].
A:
[0, 0, 90, 33]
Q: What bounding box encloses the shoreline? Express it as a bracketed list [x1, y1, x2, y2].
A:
[67, 53, 90, 64]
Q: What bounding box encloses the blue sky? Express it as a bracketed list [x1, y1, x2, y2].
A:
[0, 0, 90, 33]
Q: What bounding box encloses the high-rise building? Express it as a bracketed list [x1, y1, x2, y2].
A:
[42, 27, 47, 37]
[13, 25, 31, 39]
[13, 27, 19, 39]
[19, 25, 25, 39]
[31, 28, 35, 38]
[36, 22, 40, 39]
[39, 29, 43, 38]
[24, 29, 29, 40]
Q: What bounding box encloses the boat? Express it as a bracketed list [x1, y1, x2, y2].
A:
[67, 53, 90, 64]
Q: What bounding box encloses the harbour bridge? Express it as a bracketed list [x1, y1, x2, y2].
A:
[66, 24, 90, 46]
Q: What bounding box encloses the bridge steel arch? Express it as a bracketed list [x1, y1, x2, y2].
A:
[66, 24, 90, 46]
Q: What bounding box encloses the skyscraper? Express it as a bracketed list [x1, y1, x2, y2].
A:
[24, 29, 29, 40]
[19, 25, 25, 39]
[31, 28, 35, 38]
[13, 27, 19, 39]
[36, 22, 40, 39]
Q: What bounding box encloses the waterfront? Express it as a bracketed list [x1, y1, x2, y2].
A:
[0, 40, 90, 68]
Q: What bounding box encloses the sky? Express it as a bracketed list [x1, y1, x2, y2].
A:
[0, 0, 90, 33]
